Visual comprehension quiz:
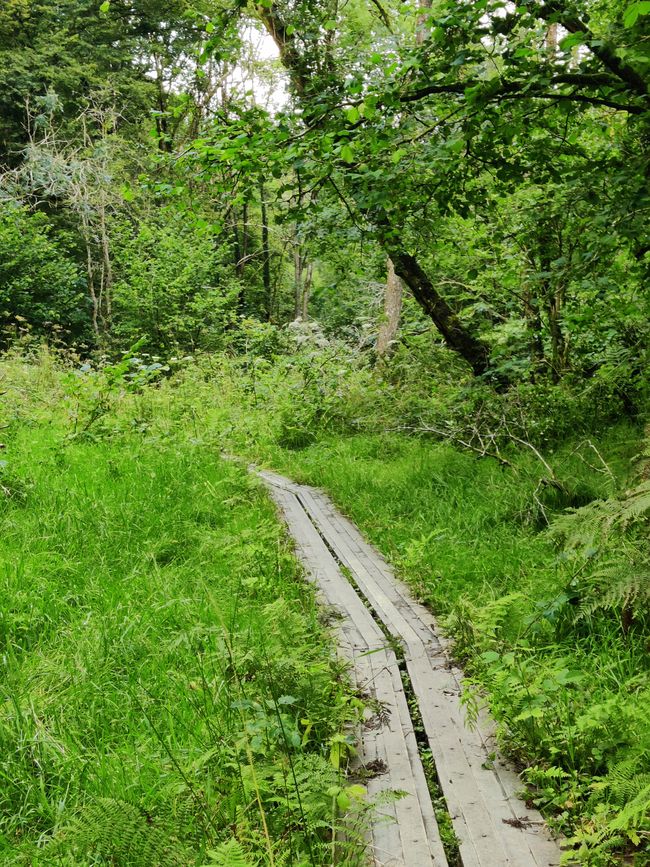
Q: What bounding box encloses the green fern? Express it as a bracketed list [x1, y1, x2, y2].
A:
[607, 755, 650, 804]
[607, 782, 650, 840]
[550, 434, 650, 627]
[43, 797, 194, 865]
[589, 754, 650, 852]
[201, 839, 255, 867]
[573, 563, 650, 621]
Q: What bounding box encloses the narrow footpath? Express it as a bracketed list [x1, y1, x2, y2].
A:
[257, 468, 563, 867]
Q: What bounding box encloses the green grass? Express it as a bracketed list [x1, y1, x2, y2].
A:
[0, 357, 365, 866]
[3, 349, 649, 863]
[165, 351, 648, 863]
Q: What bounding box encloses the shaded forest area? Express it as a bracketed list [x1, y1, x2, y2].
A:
[0, 0, 649, 864]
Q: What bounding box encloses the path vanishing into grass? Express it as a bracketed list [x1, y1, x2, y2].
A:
[258, 467, 563, 867]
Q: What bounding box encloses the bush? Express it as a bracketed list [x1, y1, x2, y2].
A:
[110, 217, 239, 353]
[0, 204, 88, 346]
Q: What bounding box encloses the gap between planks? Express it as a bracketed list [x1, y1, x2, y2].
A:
[256, 468, 563, 867]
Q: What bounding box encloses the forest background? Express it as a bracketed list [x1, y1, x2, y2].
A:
[0, 0, 649, 864]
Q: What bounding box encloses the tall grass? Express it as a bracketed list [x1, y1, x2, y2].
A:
[151, 351, 649, 864]
[0, 353, 365, 865]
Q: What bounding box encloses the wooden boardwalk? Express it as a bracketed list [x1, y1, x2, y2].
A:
[258, 469, 562, 867]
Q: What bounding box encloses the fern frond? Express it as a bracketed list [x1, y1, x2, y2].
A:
[575, 565, 650, 620]
[606, 754, 650, 804]
[616, 480, 650, 528]
[202, 839, 255, 867]
[608, 782, 650, 834]
[44, 796, 194, 865]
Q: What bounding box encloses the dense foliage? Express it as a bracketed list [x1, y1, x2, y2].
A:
[0, 352, 370, 866]
[0, 0, 648, 863]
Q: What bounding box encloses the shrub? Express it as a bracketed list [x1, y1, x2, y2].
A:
[0, 204, 88, 346]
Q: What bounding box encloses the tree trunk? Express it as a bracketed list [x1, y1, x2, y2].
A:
[538, 237, 567, 382]
[260, 181, 272, 320]
[301, 262, 313, 319]
[375, 1, 430, 357]
[376, 257, 403, 357]
[239, 202, 249, 278]
[416, 0, 432, 45]
[545, 22, 559, 53]
[390, 251, 491, 377]
[547, 286, 567, 383]
[293, 245, 313, 320]
[98, 197, 112, 330]
[294, 247, 312, 319]
[294, 247, 303, 319]
[523, 286, 545, 379]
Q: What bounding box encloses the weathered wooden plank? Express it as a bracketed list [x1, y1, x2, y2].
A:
[297, 486, 561, 862]
[360, 646, 446, 866]
[263, 481, 449, 866]
[287, 481, 562, 866]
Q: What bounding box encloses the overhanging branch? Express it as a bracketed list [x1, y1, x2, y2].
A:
[398, 74, 647, 114]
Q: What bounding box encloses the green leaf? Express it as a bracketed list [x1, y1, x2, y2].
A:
[99, 0, 110, 11]
[340, 144, 354, 163]
[359, 100, 376, 119]
[559, 31, 586, 51]
[324, 19, 337, 30]
[345, 106, 359, 124]
[336, 791, 351, 811]
[205, 21, 214, 33]
[623, 1, 650, 26]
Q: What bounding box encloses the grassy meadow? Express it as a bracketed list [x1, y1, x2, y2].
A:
[0, 353, 365, 866]
[1, 348, 648, 864]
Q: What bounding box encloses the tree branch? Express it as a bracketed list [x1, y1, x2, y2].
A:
[399, 74, 646, 114]
[536, 1, 648, 97]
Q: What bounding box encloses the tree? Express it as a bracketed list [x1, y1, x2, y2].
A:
[0, 204, 87, 345]
[247, 0, 647, 381]
[255, 0, 495, 376]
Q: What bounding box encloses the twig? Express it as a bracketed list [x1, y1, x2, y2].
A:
[387, 423, 515, 468]
[505, 429, 563, 485]
[572, 439, 617, 485]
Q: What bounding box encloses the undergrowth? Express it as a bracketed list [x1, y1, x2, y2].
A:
[124, 336, 649, 866]
[0, 348, 372, 865]
[2, 341, 648, 864]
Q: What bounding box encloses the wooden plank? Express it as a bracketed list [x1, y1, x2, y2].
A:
[284, 480, 562, 866]
[360, 647, 441, 866]
[263, 481, 449, 866]
[298, 486, 561, 862]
